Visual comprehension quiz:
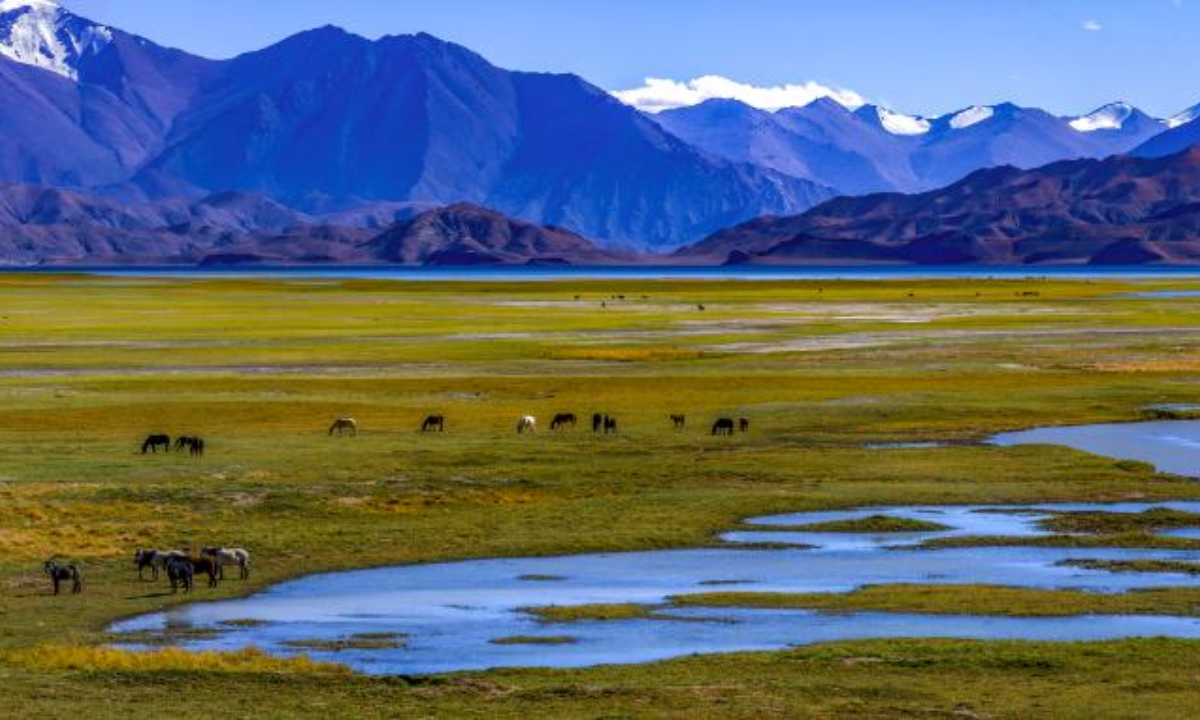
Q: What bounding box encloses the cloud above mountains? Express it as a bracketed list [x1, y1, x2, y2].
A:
[612, 75, 866, 113]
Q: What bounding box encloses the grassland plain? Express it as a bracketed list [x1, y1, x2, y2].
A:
[3, 273, 1200, 717]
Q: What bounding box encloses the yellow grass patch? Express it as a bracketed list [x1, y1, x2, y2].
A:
[1, 645, 349, 676]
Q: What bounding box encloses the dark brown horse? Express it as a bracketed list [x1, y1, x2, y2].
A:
[187, 555, 220, 588]
[421, 415, 445, 432]
[141, 434, 171, 454]
[739, 418, 750, 433]
[551, 413, 577, 430]
[592, 413, 603, 433]
[712, 418, 735, 436]
[670, 414, 686, 430]
[603, 416, 617, 434]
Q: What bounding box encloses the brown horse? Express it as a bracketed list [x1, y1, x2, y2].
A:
[670, 414, 686, 430]
[421, 415, 445, 432]
[551, 413, 577, 430]
[328, 418, 357, 436]
[739, 418, 750, 433]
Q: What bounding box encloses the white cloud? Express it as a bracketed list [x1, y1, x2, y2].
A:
[1082, 19, 1103, 31]
[611, 75, 866, 113]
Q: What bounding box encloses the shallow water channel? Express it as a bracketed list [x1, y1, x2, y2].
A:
[111, 497, 1200, 675]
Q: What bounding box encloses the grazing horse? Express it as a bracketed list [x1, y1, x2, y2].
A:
[141, 434, 171, 454]
[550, 413, 577, 430]
[188, 555, 220, 588]
[44, 560, 82, 595]
[134, 547, 184, 580]
[603, 416, 618, 434]
[739, 418, 750, 433]
[670, 414, 686, 430]
[174, 436, 205, 456]
[592, 413, 603, 433]
[711, 418, 735, 436]
[165, 556, 194, 594]
[201, 547, 251, 580]
[421, 415, 445, 432]
[328, 418, 357, 437]
[517, 415, 536, 434]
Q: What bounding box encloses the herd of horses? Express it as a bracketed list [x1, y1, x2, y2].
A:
[327, 413, 751, 436]
[133, 546, 252, 594]
[43, 546, 251, 597]
[140, 434, 205, 456]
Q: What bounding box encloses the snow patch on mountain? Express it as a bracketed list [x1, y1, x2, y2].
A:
[949, 105, 995, 129]
[0, 0, 111, 80]
[875, 107, 930, 135]
[1070, 102, 1135, 132]
[1167, 103, 1200, 129]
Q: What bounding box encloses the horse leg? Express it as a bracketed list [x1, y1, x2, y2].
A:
[52, 577, 60, 595]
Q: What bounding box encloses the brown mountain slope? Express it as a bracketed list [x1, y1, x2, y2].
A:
[678, 146, 1200, 265]
[360, 203, 627, 265]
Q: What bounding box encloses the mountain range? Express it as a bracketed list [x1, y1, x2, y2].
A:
[679, 146, 1200, 265]
[1, 0, 1200, 264]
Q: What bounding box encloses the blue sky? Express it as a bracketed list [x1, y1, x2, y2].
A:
[62, 0, 1200, 118]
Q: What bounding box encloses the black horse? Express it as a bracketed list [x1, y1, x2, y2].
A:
[592, 413, 603, 433]
[603, 416, 617, 434]
[421, 415, 445, 432]
[165, 556, 194, 594]
[44, 560, 82, 595]
[670, 414, 686, 430]
[712, 418, 735, 436]
[551, 413, 577, 430]
[141, 434, 171, 454]
[174, 436, 205, 456]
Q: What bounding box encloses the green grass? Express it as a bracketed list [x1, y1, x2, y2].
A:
[770, 514, 951, 533]
[489, 636, 577, 646]
[3, 274, 1200, 716]
[1059, 559, 1200, 576]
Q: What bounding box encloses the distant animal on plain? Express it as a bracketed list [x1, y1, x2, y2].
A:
[174, 436, 205, 456]
[592, 413, 603, 433]
[603, 416, 617, 434]
[739, 418, 750, 433]
[202, 547, 251, 580]
[517, 415, 537, 434]
[328, 418, 357, 436]
[697, 303, 706, 311]
[670, 414, 686, 430]
[165, 556, 193, 594]
[141, 434, 171, 454]
[134, 547, 186, 581]
[711, 418, 735, 436]
[44, 560, 82, 595]
[421, 415, 445, 432]
[551, 413, 577, 430]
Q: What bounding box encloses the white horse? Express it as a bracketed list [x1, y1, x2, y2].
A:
[134, 547, 186, 581]
[328, 417, 357, 436]
[201, 546, 251, 580]
[517, 415, 536, 434]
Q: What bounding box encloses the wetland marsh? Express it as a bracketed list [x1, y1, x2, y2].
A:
[5, 273, 1200, 717]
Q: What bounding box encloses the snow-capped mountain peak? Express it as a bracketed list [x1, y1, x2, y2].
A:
[1069, 102, 1136, 132]
[0, 0, 112, 80]
[874, 106, 930, 135]
[1167, 103, 1200, 129]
